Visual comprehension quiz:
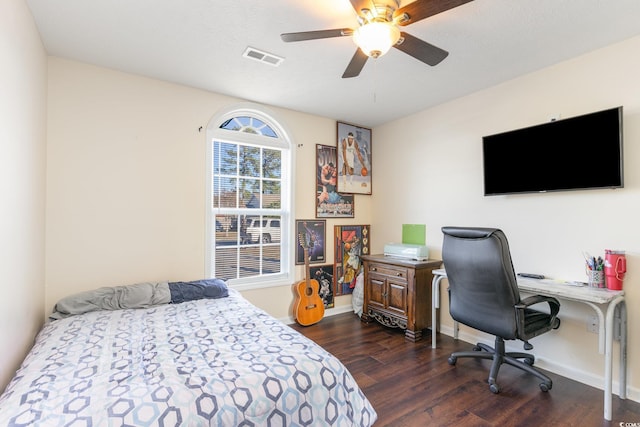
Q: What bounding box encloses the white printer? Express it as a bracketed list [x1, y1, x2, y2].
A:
[383, 242, 429, 261]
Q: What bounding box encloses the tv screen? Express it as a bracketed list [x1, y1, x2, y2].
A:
[482, 106, 623, 196]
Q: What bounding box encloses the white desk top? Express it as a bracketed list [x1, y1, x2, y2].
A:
[432, 268, 624, 305]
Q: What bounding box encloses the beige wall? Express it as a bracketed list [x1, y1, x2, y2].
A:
[0, 0, 47, 390]
[45, 58, 372, 321]
[373, 35, 640, 400]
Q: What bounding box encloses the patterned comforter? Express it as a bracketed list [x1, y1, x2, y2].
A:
[0, 290, 377, 426]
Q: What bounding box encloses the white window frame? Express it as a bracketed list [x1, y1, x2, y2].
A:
[205, 103, 295, 290]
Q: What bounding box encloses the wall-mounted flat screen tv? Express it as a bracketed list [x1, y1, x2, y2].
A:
[482, 106, 623, 196]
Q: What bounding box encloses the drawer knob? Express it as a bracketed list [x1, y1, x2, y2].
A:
[396, 272, 403, 277]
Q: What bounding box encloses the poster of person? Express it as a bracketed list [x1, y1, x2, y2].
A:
[334, 224, 370, 295]
[309, 264, 335, 309]
[295, 220, 326, 265]
[316, 144, 354, 218]
[336, 122, 372, 195]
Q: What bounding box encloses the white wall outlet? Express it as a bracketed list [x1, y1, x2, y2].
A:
[587, 315, 599, 333]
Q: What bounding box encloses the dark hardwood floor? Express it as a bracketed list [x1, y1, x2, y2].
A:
[291, 312, 640, 427]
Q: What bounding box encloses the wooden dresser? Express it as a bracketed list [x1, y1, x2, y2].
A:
[361, 254, 442, 342]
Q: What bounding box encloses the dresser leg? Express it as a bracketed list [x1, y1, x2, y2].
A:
[405, 329, 422, 342]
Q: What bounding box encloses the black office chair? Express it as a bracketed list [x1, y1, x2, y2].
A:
[441, 226, 561, 393]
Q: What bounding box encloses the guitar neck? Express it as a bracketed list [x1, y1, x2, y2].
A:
[304, 247, 311, 290]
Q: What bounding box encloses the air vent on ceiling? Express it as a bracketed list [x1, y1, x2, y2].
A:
[242, 47, 284, 67]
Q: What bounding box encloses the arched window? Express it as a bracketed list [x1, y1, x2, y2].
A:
[206, 104, 294, 290]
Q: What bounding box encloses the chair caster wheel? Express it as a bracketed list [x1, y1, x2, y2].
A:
[448, 356, 457, 365]
[489, 383, 500, 394]
[472, 345, 482, 351]
[539, 382, 551, 392]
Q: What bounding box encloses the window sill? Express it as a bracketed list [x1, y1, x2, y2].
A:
[228, 274, 293, 291]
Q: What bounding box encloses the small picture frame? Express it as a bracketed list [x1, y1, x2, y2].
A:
[334, 224, 371, 295]
[337, 122, 372, 195]
[316, 144, 354, 218]
[309, 264, 335, 309]
[295, 220, 326, 265]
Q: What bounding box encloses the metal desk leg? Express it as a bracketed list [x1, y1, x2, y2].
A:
[431, 274, 445, 349]
[604, 295, 626, 421]
[620, 301, 627, 400]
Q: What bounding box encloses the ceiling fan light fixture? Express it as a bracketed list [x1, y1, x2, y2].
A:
[353, 21, 400, 58]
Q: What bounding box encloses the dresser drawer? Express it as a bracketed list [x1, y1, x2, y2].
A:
[368, 262, 408, 281]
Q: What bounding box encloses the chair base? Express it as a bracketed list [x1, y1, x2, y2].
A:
[448, 336, 553, 393]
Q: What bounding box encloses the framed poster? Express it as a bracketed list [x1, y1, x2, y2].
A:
[337, 122, 372, 195]
[334, 224, 370, 295]
[309, 264, 335, 309]
[295, 220, 326, 265]
[316, 144, 354, 218]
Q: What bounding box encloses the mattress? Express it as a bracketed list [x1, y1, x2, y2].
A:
[0, 288, 376, 426]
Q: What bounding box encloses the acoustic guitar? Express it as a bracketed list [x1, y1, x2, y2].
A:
[293, 233, 325, 326]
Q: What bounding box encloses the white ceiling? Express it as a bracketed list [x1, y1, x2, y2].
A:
[26, 0, 640, 128]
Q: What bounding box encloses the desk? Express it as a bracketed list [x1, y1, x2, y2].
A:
[431, 268, 627, 421]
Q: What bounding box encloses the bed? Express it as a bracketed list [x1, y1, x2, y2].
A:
[0, 280, 377, 426]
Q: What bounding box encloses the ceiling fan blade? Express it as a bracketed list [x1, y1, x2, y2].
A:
[281, 28, 353, 42]
[394, 32, 449, 66]
[342, 49, 369, 78]
[394, 0, 474, 25]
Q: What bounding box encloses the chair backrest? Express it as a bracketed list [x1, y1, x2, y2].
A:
[441, 227, 521, 339]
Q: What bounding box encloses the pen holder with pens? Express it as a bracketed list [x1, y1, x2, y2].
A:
[584, 253, 605, 288]
[586, 269, 605, 288]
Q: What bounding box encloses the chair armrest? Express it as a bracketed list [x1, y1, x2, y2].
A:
[515, 295, 561, 338]
[517, 295, 561, 317]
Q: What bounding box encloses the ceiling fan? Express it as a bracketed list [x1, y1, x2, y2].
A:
[281, 0, 473, 78]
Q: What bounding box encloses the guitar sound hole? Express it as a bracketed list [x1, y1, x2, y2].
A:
[305, 287, 313, 297]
